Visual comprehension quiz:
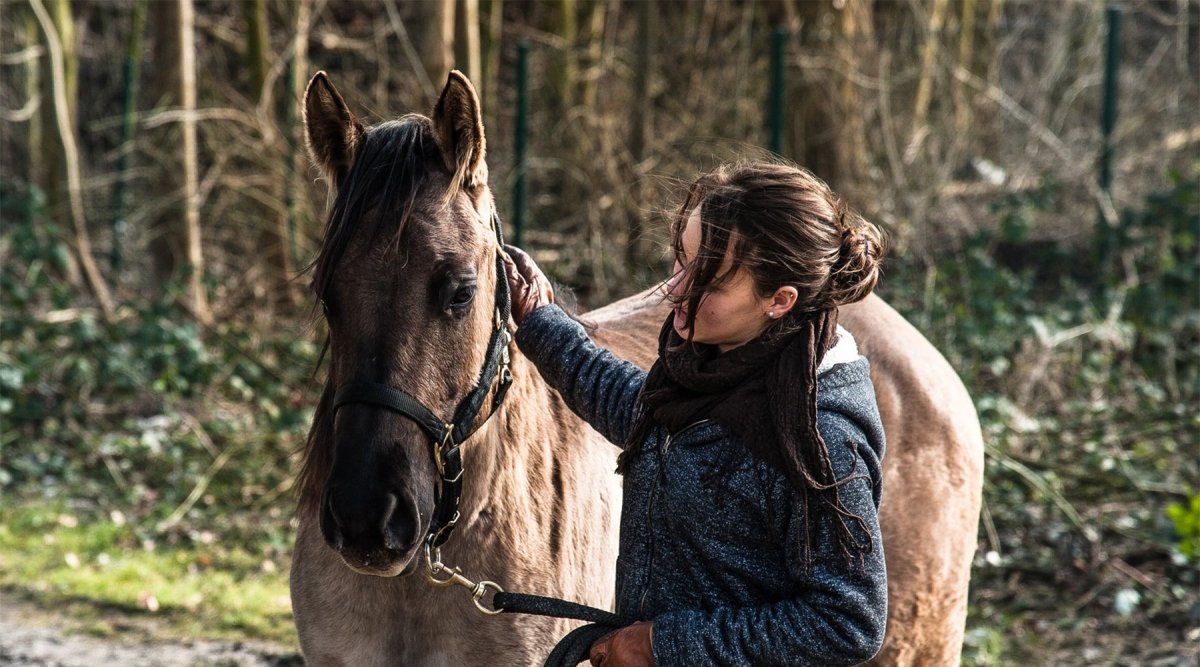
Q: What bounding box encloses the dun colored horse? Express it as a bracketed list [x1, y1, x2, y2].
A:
[290, 70, 984, 666]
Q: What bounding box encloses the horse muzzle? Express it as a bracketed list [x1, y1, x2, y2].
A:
[320, 487, 426, 577]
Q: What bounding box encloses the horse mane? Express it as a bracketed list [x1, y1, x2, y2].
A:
[297, 114, 442, 515]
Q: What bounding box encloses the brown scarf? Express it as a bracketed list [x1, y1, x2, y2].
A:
[620, 308, 873, 570]
[622, 310, 835, 478]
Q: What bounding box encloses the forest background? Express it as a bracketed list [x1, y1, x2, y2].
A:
[0, 0, 1197, 664]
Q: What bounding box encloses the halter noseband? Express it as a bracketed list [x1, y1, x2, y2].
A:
[329, 210, 513, 550]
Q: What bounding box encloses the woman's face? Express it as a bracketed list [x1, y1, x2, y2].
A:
[666, 208, 777, 352]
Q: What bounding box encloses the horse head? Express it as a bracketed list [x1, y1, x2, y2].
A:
[299, 71, 501, 577]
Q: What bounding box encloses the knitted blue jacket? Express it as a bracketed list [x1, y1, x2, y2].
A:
[515, 305, 887, 666]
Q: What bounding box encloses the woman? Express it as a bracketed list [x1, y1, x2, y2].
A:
[504, 162, 888, 667]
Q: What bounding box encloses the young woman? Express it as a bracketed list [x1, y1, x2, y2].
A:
[504, 162, 888, 667]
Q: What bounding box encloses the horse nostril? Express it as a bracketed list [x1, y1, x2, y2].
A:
[321, 495, 346, 550]
[383, 494, 421, 552]
[378, 493, 399, 547]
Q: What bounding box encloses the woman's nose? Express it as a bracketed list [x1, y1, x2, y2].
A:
[666, 266, 685, 299]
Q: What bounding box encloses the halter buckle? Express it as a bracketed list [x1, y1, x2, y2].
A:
[433, 425, 455, 477]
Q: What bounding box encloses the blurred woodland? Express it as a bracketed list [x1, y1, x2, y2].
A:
[0, 0, 1198, 664]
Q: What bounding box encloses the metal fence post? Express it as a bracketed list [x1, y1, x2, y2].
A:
[1098, 5, 1121, 264]
[769, 27, 787, 156]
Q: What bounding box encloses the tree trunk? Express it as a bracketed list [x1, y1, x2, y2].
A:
[481, 0, 503, 122]
[789, 0, 872, 191]
[416, 0, 455, 91]
[837, 0, 873, 190]
[244, 0, 268, 97]
[245, 0, 293, 308]
[289, 0, 314, 266]
[180, 0, 211, 324]
[112, 0, 147, 274]
[148, 0, 183, 284]
[549, 0, 578, 113]
[952, 0, 977, 152]
[578, 0, 605, 109]
[627, 0, 653, 267]
[909, 0, 950, 161]
[454, 0, 481, 83]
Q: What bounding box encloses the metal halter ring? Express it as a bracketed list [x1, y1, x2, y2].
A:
[424, 539, 505, 615]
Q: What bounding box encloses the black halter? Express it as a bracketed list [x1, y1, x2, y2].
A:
[330, 210, 513, 549]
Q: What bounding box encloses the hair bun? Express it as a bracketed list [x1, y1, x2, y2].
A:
[827, 206, 885, 307]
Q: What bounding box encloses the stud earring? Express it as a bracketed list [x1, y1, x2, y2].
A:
[768, 311, 776, 318]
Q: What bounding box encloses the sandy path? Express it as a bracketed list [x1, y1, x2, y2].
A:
[0, 592, 302, 667]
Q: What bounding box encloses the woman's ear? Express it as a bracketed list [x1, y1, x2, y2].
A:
[765, 286, 799, 319]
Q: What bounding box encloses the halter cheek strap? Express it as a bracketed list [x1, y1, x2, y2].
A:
[330, 210, 513, 549]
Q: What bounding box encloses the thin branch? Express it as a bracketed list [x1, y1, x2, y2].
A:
[1, 93, 40, 122]
[0, 45, 44, 64]
[140, 106, 259, 130]
[29, 0, 114, 319]
[156, 442, 239, 533]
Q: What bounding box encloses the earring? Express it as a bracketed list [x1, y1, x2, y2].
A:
[768, 311, 776, 318]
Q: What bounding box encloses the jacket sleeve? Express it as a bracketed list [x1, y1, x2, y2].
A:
[513, 304, 647, 447]
[650, 411, 888, 666]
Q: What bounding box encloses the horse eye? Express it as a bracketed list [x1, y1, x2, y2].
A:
[451, 285, 476, 307]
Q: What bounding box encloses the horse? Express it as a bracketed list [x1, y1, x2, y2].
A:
[289, 70, 984, 667]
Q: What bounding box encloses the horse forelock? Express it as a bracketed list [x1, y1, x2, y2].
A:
[307, 115, 442, 309]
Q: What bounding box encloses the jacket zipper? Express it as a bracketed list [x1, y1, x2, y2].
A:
[638, 420, 711, 617]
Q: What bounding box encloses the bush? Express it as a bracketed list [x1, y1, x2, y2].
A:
[875, 166, 1198, 663]
[0, 180, 318, 548]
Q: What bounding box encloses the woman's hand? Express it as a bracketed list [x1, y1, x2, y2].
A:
[502, 244, 555, 325]
[589, 621, 654, 667]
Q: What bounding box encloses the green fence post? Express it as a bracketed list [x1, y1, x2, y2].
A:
[112, 0, 146, 272]
[1098, 5, 1121, 265]
[769, 27, 787, 156]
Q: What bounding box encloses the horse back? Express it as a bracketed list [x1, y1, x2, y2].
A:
[585, 288, 984, 666]
[842, 294, 984, 666]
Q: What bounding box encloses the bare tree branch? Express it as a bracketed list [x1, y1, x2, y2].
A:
[29, 0, 114, 318]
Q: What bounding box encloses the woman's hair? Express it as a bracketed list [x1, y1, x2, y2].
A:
[667, 161, 886, 337]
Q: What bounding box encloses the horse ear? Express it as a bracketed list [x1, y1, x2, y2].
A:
[431, 70, 487, 193]
[304, 71, 366, 191]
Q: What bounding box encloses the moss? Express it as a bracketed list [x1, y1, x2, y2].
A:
[0, 503, 297, 647]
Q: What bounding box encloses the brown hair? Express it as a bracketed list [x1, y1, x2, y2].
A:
[668, 161, 885, 335]
[655, 161, 887, 569]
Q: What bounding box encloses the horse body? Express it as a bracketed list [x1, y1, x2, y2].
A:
[292, 69, 983, 666]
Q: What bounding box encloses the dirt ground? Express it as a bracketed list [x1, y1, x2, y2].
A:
[0, 591, 301, 667]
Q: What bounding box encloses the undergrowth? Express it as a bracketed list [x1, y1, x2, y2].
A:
[1, 167, 1197, 662]
[877, 166, 1199, 664]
